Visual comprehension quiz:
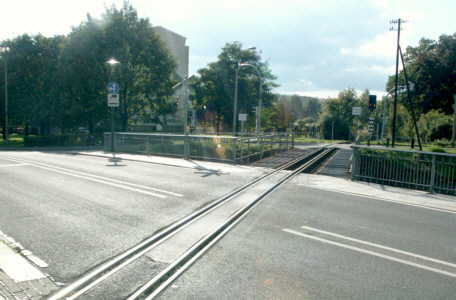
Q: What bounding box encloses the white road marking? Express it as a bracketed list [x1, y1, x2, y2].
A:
[297, 183, 456, 214]
[0, 156, 182, 198]
[283, 228, 456, 278]
[0, 163, 28, 167]
[300, 226, 456, 269]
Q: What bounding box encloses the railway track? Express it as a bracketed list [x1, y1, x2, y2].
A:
[48, 147, 336, 300]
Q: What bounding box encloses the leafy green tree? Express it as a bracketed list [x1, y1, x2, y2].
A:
[267, 97, 293, 131]
[288, 95, 303, 120]
[0, 34, 65, 135]
[386, 33, 456, 115]
[417, 110, 452, 142]
[191, 42, 278, 132]
[60, 2, 176, 133]
[318, 88, 365, 140]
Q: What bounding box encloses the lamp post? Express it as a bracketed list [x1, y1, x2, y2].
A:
[239, 63, 263, 140]
[107, 59, 120, 153]
[0, 47, 8, 144]
[233, 46, 257, 136]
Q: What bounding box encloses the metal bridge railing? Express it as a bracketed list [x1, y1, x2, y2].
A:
[104, 132, 291, 165]
[351, 145, 456, 195]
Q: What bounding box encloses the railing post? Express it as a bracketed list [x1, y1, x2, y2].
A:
[247, 138, 251, 164]
[184, 135, 189, 160]
[292, 130, 295, 148]
[232, 137, 237, 165]
[240, 137, 244, 165]
[430, 154, 436, 193]
[260, 136, 264, 160]
[146, 135, 150, 154]
[351, 146, 359, 181]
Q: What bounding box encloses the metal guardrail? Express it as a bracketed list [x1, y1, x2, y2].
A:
[104, 132, 291, 164]
[351, 145, 456, 195]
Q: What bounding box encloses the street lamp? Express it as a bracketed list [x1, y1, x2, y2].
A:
[239, 63, 263, 140]
[233, 46, 257, 136]
[107, 58, 120, 153]
[0, 47, 9, 144]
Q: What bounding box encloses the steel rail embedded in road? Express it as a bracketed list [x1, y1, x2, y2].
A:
[46, 147, 334, 299]
[127, 148, 335, 300]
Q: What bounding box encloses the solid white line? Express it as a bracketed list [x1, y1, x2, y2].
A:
[0, 156, 168, 199]
[0, 155, 183, 197]
[300, 226, 456, 269]
[283, 228, 456, 278]
[0, 163, 28, 167]
[297, 183, 456, 214]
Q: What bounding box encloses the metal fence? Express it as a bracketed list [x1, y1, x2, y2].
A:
[104, 132, 291, 164]
[351, 145, 456, 195]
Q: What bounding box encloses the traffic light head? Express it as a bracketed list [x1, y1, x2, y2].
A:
[369, 95, 377, 110]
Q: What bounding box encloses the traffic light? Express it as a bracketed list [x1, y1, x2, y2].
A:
[234, 61, 239, 69]
[369, 95, 377, 111]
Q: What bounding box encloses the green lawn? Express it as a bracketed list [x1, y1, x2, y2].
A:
[0, 134, 25, 147]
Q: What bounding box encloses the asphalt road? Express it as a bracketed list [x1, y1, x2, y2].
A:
[158, 174, 456, 300]
[0, 151, 265, 284]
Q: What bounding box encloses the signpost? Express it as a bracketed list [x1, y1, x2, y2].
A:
[352, 106, 361, 142]
[352, 106, 361, 115]
[108, 82, 119, 94]
[108, 82, 119, 152]
[238, 113, 247, 164]
[107, 93, 119, 107]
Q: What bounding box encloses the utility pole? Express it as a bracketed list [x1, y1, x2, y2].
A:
[390, 18, 407, 148]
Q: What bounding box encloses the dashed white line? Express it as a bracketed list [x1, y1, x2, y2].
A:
[0, 156, 183, 198]
[300, 225, 456, 269]
[283, 228, 456, 278]
[0, 163, 28, 167]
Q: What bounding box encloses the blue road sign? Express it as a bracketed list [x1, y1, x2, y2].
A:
[108, 82, 119, 94]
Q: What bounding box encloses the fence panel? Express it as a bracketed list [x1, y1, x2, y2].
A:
[104, 132, 290, 165]
[351, 145, 456, 195]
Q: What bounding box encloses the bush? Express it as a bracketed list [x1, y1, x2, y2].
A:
[428, 146, 446, 153]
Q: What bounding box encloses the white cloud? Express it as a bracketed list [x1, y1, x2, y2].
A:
[358, 32, 397, 59]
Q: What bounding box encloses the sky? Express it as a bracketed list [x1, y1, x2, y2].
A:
[0, 0, 455, 99]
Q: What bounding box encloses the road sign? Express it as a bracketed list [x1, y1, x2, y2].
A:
[238, 113, 247, 121]
[108, 82, 119, 94]
[352, 106, 361, 115]
[108, 93, 119, 107]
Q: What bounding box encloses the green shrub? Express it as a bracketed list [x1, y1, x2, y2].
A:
[428, 146, 446, 153]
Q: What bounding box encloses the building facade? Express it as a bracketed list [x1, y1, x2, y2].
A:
[153, 26, 190, 131]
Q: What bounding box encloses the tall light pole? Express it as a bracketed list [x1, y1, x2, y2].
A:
[233, 46, 257, 136]
[107, 59, 120, 153]
[239, 63, 263, 140]
[0, 47, 8, 144]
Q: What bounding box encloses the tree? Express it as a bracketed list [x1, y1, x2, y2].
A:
[418, 110, 452, 142]
[318, 88, 368, 140]
[190, 42, 278, 132]
[59, 2, 177, 133]
[289, 95, 303, 120]
[386, 33, 456, 116]
[0, 34, 65, 135]
[266, 97, 293, 131]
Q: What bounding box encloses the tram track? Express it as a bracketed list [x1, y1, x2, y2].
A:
[48, 147, 336, 300]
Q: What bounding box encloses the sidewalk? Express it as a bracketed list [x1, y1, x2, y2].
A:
[0, 233, 58, 300]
